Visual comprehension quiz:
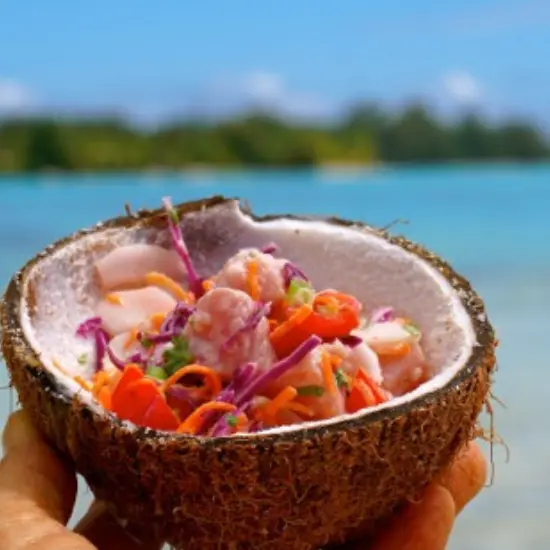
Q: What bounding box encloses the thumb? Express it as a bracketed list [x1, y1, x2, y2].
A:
[0, 409, 77, 523]
[0, 410, 94, 550]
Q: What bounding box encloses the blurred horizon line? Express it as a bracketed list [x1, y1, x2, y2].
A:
[0, 96, 547, 131]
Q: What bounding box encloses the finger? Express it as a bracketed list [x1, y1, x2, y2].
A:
[0, 410, 77, 523]
[438, 442, 487, 514]
[75, 500, 164, 550]
[0, 410, 95, 550]
[367, 485, 456, 550]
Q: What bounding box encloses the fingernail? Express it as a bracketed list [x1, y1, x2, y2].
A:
[2, 410, 35, 455]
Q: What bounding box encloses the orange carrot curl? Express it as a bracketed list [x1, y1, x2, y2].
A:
[161, 364, 222, 397]
[177, 402, 237, 434]
[246, 259, 261, 301]
[263, 386, 298, 419]
[145, 271, 193, 302]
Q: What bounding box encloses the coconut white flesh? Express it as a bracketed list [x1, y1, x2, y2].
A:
[19, 200, 476, 436]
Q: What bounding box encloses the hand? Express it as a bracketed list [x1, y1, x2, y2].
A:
[0, 410, 486, 550]
[354, 439, 487, 550]
[0, 410, 162, 550]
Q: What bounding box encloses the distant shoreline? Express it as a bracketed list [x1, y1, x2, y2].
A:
[1, 158, 550, 178]
[2, 105, 549, 173]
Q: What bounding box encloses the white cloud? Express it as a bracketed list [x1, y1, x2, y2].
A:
[241, 72, 284, 103]
[442, 71, 482, 103]
[198, 70, 334, 120]
[0, 79, 34, 112]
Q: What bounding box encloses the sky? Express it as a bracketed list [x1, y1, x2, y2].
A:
[1, 0, 550, 125]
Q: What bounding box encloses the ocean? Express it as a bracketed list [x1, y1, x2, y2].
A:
[1, 165, 549, 549]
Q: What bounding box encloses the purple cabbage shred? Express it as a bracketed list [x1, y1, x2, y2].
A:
[105, 343, 127, 370]
[232, 362, 257, 389]
[166, 384, 198, 410]
[162, 196, 204, 298]
[138, 331, 175, 345]
[370, 306, 395, 324]
[222, 302, 272, 351]
[76, 317, 125, 372]
[161, 302, 195, 334]
[127, 351, 148, 365]
[76, 316, 102, 337]
[203, 337, 322, 436]
[282, 262, 309, 287]
[235, 335, 322, 407]
[193, 388, 237, 436]
[260, 242, 278, 255]
[193, 362, 258, 436]
[209, 402, 249, 437]
[338, 335, 363, 348]
[183, 336, 320, 437]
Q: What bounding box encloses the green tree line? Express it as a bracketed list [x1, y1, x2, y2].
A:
[0, 103, 548, 172]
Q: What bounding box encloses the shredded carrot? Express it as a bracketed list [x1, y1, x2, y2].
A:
[249, 397, 270, 422]
[51, 358, 70, 376]
[105, 293, 123, 305]
[269, 304, 312, 343]
[149, 312, 166, 332]
[268, 319, 279, 332]
[269, 304, 314, 358]
[73, 375, 92, 391]
[161, 364, 222, 396]
[176, 402, 237, 434]
[235, 413, 249, 431]
[285, 401, 315, 418]
[329, 353, 343, 369]
[92, 371, 110, 397]
[246, 259, 261, 301]
[321, 352, 337, 395]
[263, 386, 298, 418]
[202, 278, 215, 292]
[124, 328, 139, 350]
[378, 342, 411, 359]
[145, 271, 192, 302]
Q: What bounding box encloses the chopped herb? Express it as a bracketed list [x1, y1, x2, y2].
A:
[146, 365, 168, 380]
[77, 353, 88, 365]
[286, 279, 315, 307]
[296, 385, 325, 397]
[141, 338, 153, 349]
[334, 368, 349, 389]
[226, 414, 239, 428]
[403, 323, 421, 339]
[162, 336, 194, 376]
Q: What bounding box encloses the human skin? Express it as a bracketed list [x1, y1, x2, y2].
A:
[0, 410, 487, 550]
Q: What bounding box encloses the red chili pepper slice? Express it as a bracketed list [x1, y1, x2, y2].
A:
[302, 290, 361, 339]
[141, 393, 180, 431]
[346, 368, 388, 413]
[111, 378, 158, 424]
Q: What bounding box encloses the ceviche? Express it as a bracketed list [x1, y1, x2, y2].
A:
[68, 198, 431, 436]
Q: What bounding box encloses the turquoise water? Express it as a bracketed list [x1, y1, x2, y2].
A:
[1, 165, 549, 549]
